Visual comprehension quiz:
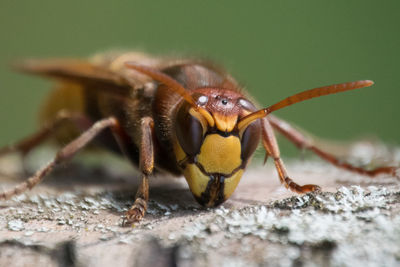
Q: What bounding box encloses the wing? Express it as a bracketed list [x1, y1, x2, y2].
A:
[15, 59, 133, 95]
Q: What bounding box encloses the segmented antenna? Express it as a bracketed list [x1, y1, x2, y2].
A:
[238, 80, 374, 131]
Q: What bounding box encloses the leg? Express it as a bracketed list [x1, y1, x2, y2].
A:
[261, 117, 321, 193]
[0, 117, 118, 200]
[0, 110, 92, 157]
[268, 115, 398, 177]
[123, 117, 154, 225]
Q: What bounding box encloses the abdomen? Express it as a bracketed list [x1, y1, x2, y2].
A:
[39, 82, 87, 144]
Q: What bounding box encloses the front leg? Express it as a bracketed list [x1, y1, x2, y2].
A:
[261, 117, 321, 193]
[124, 117, 154, 225]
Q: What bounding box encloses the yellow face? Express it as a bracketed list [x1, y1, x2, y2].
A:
[174, 133, 245, 207]
[174, 104, 260, 207]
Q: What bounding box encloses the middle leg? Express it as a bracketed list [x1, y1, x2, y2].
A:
[0, 117, 119, 200]
[268, 115, 398, 177]
[0, 110, 92, 157]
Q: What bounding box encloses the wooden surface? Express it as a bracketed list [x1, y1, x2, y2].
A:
[0, 147, 399, 267]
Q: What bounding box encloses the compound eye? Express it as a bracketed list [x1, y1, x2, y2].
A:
[176, 103, 204, 157]
[240, 120, 261, 163]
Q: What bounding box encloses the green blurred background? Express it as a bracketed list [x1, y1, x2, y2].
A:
[0, 1, 399, 156]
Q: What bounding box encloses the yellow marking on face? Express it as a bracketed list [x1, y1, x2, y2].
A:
[182, 164, 244, 205]
[173, 139, 186, 163]
[197, 108, 215, 127]
[223, 169, 244, 199]
[197, 134, 242, 174]
[183, 163, 210, 198]
[189, 108, 207, 135]
[213, 113, 238, 132]
[238, 110, 252, 138]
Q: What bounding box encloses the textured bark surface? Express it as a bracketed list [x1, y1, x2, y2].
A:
[0, 144, 399, 267]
